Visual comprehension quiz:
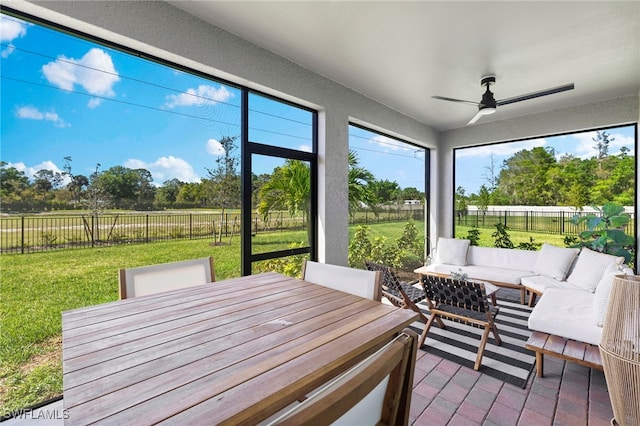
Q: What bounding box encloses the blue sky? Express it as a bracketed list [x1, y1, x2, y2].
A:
[0, 14, 633, 196]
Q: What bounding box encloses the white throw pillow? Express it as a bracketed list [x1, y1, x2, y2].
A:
[534, 243, 579, 280]
[592, 265, 629, 327]
[566, 248, 624, 293]
[435, 238, 470, 266]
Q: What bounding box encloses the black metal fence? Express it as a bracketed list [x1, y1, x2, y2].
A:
[457, 209, 635, 236]
[1, 208, 634, 254]
[0, 212, 307, 254]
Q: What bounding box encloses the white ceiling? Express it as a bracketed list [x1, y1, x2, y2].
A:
[169, 1, 639, 131]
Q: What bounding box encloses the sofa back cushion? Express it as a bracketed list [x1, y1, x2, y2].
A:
[533, 243, 579, 280]
[434, 238, 470, 266]
[592, 265, 634, 327]
[467, 246, 537, 272]
[566, 248, 624, 293]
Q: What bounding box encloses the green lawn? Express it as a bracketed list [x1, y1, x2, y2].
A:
[0, 221, 568, 415]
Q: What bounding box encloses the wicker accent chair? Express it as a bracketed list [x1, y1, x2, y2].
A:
[419, 275, 501, 370]
[364, 261, 444, 328]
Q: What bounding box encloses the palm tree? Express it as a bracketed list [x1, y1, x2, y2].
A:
[348, 150, 377, 214]
[257, 151, 378, 238]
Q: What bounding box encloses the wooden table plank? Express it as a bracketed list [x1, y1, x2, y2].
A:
[63, 272, 418, 425]
[64, 290, 353, 388]
[63, 283, 333, 360]
[63, 277, 303, 339]
[63, 273, 294, 327]
[68, 302, 394, 423]
[164, 310, 418, 425]
[64, 292, 362, 392]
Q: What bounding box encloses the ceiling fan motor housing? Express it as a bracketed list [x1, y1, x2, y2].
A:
[480, 76, 497, 109]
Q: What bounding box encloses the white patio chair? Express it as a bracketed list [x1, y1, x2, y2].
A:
[118, 256, 215, 299]
[302, 260, 382, 301]
[265, 329, 418, 425]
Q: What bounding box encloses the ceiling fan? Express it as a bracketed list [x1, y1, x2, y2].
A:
[432, 76, 574, 125]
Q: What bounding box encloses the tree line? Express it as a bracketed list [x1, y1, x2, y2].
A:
[456, 131, 634, 212]
[1, 136, 424, 214]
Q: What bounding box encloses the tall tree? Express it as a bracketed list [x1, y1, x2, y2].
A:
[0, 162, 29, 200]
[205, 136, 240, 211]
[593, 130, 614, 159]
[455, 186, 467, 220]
[497, 147, 557, 205]
[476, 184, 491, 215]
[33, 169, 57, 201]
[95, 165, 155, 209]
[156, 178, 184, 207]
[482, 154, 500, 191]
[368, 179, 400, 204]
[63, 156, 89, 204]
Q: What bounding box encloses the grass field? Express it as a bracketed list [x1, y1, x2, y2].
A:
[0, 221, 570, 415]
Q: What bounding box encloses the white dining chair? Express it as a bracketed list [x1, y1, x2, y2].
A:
[301, 260, 382, 301]
[118, 256, 215, 299]
[265, 329, 418, 425]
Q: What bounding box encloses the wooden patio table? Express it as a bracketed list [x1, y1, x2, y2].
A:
[62, 271, 418, 425]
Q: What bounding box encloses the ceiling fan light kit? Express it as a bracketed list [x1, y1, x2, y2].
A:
[432, 75, 574, 126]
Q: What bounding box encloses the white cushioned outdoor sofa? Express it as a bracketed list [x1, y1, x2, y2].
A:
[423, 237, 633, 348]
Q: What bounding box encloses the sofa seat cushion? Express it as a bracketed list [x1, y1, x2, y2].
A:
[528, 288, 601, 345]
[423, 264, 529, 285]
[520, 275, 583, 294]
[467, 246, 538, 272]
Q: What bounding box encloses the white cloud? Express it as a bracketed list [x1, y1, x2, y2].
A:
[0, 16, 27, 58]
[87, 98, 102, 109]
[7, 160, 70, 184]
[16, 105, 70, 128]
[42, 48, 120, 98]
[455, 138, 546, 158]
[164, 84, 233, 108]
[572, 131, 635, 159]
[124, 156, 200, 184]
[298, 144, 312, 153]
[206, 139, 225, 156]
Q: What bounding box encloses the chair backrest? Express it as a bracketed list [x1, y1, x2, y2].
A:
[420, 275, 489, 313]
[302, 260, 382, 301]
[118, 257, 215, 299]
[266, 329, 418, 426]
[364, 260, 402, 292]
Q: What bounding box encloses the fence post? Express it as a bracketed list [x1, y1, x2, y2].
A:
[189, 213, 193, 239]
[561, 211, 565, 234]
[526, 211, 529, 232]
[91, 215, 95, 248]
[146, 215, 149, 243]
[21, 216, 25, 254]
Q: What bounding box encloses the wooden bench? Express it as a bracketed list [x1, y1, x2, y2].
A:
[525, 331, 603, 377]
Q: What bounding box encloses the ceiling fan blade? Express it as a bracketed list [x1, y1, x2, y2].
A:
[432, 95, 479, 107]
[496, 83, 574, 107]
[467, 110, 484, 126]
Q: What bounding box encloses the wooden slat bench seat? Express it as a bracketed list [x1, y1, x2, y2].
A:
[525, 331, 603, 377]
